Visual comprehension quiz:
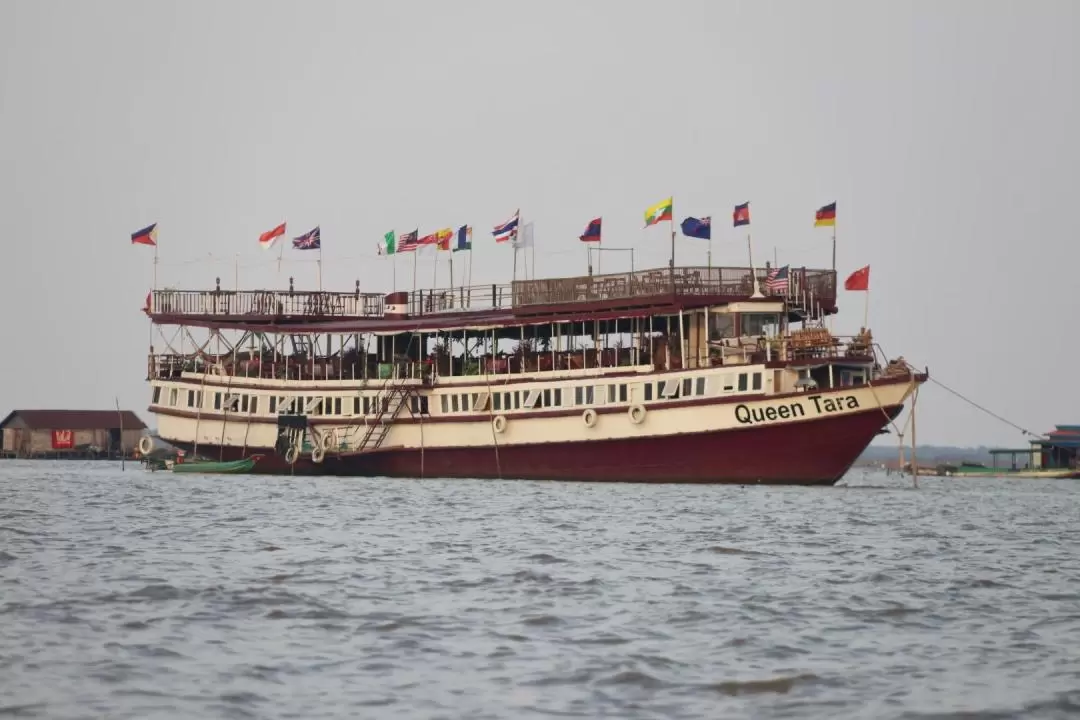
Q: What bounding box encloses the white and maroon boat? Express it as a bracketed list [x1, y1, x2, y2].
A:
[144, 265, 926, 484]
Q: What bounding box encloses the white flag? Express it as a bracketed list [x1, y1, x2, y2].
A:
[513, 221, 534, 248]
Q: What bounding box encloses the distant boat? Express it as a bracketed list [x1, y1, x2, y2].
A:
[169, 455, 262, 474]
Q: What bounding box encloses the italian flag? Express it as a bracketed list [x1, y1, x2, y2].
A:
[644, 196, 673, 227]
[380, 229, 395, 255]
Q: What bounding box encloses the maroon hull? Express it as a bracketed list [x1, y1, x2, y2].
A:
[172, 404, 902, 485]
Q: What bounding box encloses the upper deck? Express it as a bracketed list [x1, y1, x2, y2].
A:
[147, 264, 837, 329]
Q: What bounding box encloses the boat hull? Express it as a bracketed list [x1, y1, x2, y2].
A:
[171, 404, 903, 484]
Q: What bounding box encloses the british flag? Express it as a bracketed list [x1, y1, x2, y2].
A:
[292, 226, 321, 250]
[765, 264, 789, 293]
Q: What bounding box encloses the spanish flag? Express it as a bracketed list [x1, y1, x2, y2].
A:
[644, 197, 673, 227]
[814, 202, 836, 227]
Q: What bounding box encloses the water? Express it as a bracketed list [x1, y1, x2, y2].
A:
[2, 461, 1080, 719]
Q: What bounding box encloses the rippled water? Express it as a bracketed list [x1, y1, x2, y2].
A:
[2, 461, 1080, 719]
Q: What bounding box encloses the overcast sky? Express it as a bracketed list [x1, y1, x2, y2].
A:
[1, 0, 1076, 447]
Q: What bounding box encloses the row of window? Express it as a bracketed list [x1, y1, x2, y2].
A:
[152, 371, 766, 417]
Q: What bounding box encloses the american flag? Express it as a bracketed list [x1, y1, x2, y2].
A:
[765, 264, 789, 293]
[396, 229, 419, 252]
[292, 226, 321, 250]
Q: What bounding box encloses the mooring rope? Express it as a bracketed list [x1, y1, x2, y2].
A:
[921, 372, 1041, 439]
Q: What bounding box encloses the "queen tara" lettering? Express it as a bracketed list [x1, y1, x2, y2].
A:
[734, 394, 860, 425]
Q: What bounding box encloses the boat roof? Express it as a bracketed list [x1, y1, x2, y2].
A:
[147, 264, 838, 333]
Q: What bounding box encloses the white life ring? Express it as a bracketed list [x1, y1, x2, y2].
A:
[312, 446, 325, 463]
[582, 408, 598, 428]
[628, 404, 646, 425]
[138, 435, 154, 455]
[492, 415, 507, 434]
[285, 446, 299, 465]
[320, 430, 334, 451]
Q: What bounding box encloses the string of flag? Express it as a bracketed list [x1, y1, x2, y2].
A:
[129, 200, 866, 288]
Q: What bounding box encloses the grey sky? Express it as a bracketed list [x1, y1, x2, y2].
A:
[1, 0, 1076, 447]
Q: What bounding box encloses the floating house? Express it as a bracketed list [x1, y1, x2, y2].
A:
[988, 424, 1080, 472]
[0, 410, 147, 459]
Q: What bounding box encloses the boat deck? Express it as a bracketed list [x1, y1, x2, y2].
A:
[147, 265, 838, 327]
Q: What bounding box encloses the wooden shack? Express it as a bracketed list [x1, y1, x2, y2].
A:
[0, 410, 148, 459]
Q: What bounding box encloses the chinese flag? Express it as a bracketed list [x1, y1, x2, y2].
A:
[844, 265, 870, 291]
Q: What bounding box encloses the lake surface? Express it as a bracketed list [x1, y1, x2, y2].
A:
[2, 460, 1079, 719]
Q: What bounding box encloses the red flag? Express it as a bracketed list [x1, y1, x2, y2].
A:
[142, 291, 152, 314]
[259, 222, 286, 249]
[844, 265, 870, 291]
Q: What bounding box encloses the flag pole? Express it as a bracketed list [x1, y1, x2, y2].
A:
[449, 253, 454, 293]
[153, 240, 158, 290]
[432, 249, 438, 291]
[317, 246, 323, 291]
[863, 287, 870, 330]
[412, 250, 418, 298]
[748, 231, 763, 298]
[669, 197, 676, 270]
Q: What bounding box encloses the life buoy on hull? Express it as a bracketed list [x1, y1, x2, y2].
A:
[138, 435, 154, 455]
[492, 415, 507, 433]
[582, 409, 598, 428]
[628, 405, 646, 425]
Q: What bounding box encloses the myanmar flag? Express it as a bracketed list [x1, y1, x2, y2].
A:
[644, 197, 673, 227]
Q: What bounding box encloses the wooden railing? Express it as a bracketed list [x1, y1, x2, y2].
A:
[149, 265, 837, 320]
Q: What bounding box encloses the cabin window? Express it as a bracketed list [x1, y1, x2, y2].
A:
[214, 392, 222, 410]
[251, 396, 260, 414]
[152, 386, 161, 404]
[513, 392, 521, 410]
[585, 386, 594, 404]
[695, 377, 706, 396]
[619, 384, 628, 402]
[738, 374, 748, 392]
[682, 378, 692, 397]
[187, 390, 195, 407]
[474, 393, 490, 412]
[607, 385, 616, 403]
[524, 390, 540, 409]
[575, 387, 583, 405]
[362, 397, 371, 415]
[471, 393, 480, 411]
[451, 395, 460, 412]
[410, 396, 420, 414]
[334, 398, 342, 415]
[752, 373, 762, 391]
[225, 394, 240, 412]
[270, 396, 278, 414]
[741, 312, 781, 338]
[240, 395, 249, 413]
[554, 388, 563, 407]
[662, 379, 680, 398]
[722, 375, 734, 392]
[503, 392, 511, 410]
[419, 396, 429, 415]
[168, 388, 178, 406]
[709, 313, 735, 341]
[542, 389, 552, 407]
[493, 393, 502, 411]
[441, 395, 449, 413]
[644, 383, 653, 401]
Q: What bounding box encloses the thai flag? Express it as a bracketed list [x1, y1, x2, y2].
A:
[492, 211, 519, 243]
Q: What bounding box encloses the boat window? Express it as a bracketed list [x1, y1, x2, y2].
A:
[187, 390, 196, 407]
[585, 386, 594, 404]
[752, 373, 762, 391]
[722, 375, 734, 392]
[334, 398, 342, 415]
[662, 379, 680, 398]
[410, 396, 419, 414]
[554, 388, 563, 407]
[152, 386, 161, 404]
[709, 313, 735, 341]
[419, 396, 429, 415]
[241, 395, 250, 413]
[607, 385, 616, 403]
[493, 393, 502, 411]
[738, 374, 748, 392]
[741, 312, 781, 338]
[619, 384, 628, 402]
[513, 392, 521, 410]
[169, 388, 178, 406]
[441, 395, 449, 413]
[503, 392, 511, 410]
[270, 396, 278, 414]
[695, 377, 706, 396]
[542, 389, 552, 407]
[474, 393, 490, 412]
[575, 387, 583, 405]
[644, 383, 653, 401]
[452, 395, 460, 412]
[471, 393, 480, 410]
[681, 378, 692, 397]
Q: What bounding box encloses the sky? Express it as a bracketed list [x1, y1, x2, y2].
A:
[1, 0, 1077, 447]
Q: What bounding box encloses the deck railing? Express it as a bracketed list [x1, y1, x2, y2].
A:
[149, 265, 837, 320]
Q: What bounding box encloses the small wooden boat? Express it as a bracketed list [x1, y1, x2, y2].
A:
[170, 454, 262, 474]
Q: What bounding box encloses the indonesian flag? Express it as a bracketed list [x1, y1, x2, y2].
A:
[259, 222, 286, 249]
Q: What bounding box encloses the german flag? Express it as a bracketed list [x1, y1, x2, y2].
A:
[814, 202, 836, 227]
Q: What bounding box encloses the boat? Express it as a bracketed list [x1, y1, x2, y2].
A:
[169, 455, 262, 474]
[142, 261, 927, 484]
[936, 429, 1080, 478]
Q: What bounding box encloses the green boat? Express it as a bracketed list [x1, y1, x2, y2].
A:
[169, 454, 263, 474]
